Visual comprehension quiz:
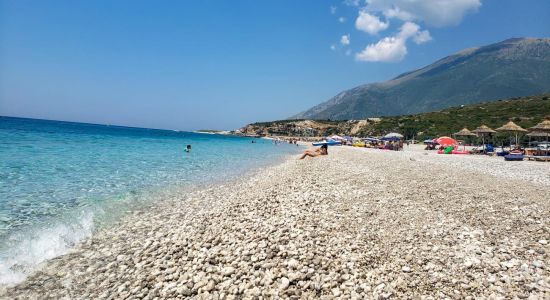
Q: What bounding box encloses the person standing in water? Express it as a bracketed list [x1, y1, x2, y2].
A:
[185, 144, 191, 153]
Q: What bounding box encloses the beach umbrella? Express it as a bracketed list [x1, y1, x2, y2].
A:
[454, 128, 476, 151]
[312, 140, 341, 146]
[472, 125, 496, 154]
[423, 139, 437, 144]
[472, 125, 496, 135]
[383, 132, 404, 140]
[529, 117, 550, 157]
[364, 137, 381, 142]
[529, 117, 550, 132]
[496, 120, 527, 146]
[435, 136, 458, 148]
[329, 135, 346, 141]
[527, 131, 550, 137]
[454, 128, 476, 137]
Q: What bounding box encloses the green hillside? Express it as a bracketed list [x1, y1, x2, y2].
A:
[242, 94, 550, 140]
[366, 94, 550, 139]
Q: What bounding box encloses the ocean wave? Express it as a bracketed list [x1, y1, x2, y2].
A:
[0, 211, 95, 285]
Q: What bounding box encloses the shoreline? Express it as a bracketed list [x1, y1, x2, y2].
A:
[4, 147, 549, 298]
[0, 147, 301, 289]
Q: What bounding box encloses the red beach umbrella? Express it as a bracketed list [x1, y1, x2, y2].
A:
[435, 136, 458, 148]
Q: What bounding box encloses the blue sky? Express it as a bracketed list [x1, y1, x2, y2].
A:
[1, 0, 549, 130]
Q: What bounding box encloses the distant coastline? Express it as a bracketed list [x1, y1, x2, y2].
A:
[194, 129, 233, 135]
[238, 93, 550, 141]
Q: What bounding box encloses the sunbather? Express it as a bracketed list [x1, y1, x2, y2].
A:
[300, 144, 328, 159]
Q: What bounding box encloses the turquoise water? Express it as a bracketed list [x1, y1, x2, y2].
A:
[0, 116, 300, 284]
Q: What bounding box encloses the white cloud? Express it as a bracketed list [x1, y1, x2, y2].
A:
[356, 36, 407, 62]
[355, 11, 389, 35]
[344, 0, 361, 6]
[330, 44, 336, 50]
[398, 21, 432, 44]
[365, 0, 481, 27]
[338, 17, 346, 23]
[383, 6, 413, 21]
[356, 21, 431, 62]
[344, 0, 479, 62]
[330, 6, 337, 14]
[413, 29, 432, 44]
[341, 34, 351, 46]
[398, 21, 420, 39]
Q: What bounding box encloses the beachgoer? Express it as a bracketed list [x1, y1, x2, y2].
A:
[185, 144, 191, 152]
[300, 144, 328, 159]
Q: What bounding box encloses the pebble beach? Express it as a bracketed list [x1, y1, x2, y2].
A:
[3, 146, 549, 299]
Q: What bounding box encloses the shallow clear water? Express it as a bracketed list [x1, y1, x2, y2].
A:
[0, 116, 300, 284]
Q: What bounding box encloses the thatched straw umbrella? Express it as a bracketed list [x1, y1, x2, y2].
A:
[529, 117, 550, 132]
[454, 128, 476, 151]
[529, 117, 550, 156]
[527, 131, 550, 137]
[473, 125, 496, 153]
[527, 131, 549, 151]
[496, 120, 527, 146]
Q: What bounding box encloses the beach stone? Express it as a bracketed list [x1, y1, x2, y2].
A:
[222, 267, 235, 276]
[203, 280, 216, 292]
[176, 286, 193, 296]
[280, 277, 290, 290]
[3, 146, 550, 299]
[532, 260, 544, 268]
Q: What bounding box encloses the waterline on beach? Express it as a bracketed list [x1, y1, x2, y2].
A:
[0, 211, 95, 284]
[0, 117, 300, 285]
[4, 146, 548, 298]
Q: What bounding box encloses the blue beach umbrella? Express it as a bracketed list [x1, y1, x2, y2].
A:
[382, 132, 404, 141]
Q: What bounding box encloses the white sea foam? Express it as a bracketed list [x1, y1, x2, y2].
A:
[0, 118, 300, 287]
[0, 211, 95, 285]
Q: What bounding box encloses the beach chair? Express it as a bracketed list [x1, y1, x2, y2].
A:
[496, 147, 509, 156]
[504, 154, 524, 161]
[485, 144, 495, 155]
[533, 156, 550, 162]
[468, 146, 481, 154]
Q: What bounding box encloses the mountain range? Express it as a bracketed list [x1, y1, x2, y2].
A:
[292, 38, 550, 120]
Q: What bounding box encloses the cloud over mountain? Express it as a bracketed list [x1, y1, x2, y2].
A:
[366, 0, 482, 27]
[356, 21, 431, 62]
[345, 0, 481, 62]
[355, 11, 389, 35]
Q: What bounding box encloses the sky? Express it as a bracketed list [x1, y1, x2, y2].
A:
[1, 0, 549, 130]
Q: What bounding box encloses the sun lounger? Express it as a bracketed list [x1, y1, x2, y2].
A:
[504, 154, 524, 161]
[525, 155, 550, 162]
[496, 150, 509, 157]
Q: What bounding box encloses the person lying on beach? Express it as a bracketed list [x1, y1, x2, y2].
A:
[300, 144, 328, 159]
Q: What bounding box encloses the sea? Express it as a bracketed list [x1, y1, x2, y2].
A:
[0, 116, 300, 285]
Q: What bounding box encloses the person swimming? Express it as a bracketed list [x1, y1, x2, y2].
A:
[299, 144, 328, 159]
[184, 144, 191, 152]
